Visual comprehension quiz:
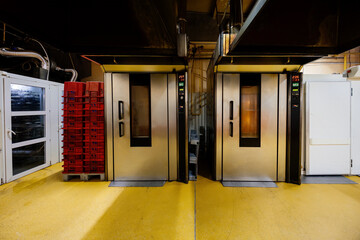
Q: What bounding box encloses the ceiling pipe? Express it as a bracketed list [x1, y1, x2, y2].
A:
[55, 67, 78, 82]
[0, 47, 49, 70]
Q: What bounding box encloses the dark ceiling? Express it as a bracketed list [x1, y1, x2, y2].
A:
[0, 0, 178, 55]
[229, 0, 360, 56]
[1, 0, 360, 69]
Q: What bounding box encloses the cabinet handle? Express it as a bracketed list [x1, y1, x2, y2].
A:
[119, 122, 124, 137]
[230, 101, 233, 120]
[118, 101, 124, 120]
[230, 122, 233, 137]
[7, 129, 16, 139]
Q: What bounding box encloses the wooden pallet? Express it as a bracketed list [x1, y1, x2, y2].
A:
[63, 173, 105, 181]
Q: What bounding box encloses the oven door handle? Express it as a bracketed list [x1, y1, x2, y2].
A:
[119, 122, 124, 137]
[118, 101, 124, 120]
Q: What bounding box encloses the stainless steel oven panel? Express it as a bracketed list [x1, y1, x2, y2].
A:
[112, 73, 168, 180]
[222, 74, 278, 181]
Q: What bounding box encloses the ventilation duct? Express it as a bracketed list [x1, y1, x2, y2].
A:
[0, 48, 49, 70]
[55, 67, 78, 82]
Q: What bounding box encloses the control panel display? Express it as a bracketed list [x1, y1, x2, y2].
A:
[287, 72, 302, 184]
[291, 74, 300, 106]
[178, 74, 186, 113]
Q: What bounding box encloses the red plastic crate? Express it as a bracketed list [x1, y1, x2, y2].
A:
[84, 128, 104, 135]
[83, 159, 104, 166]
[62, 135, 83, 143]
[64, 121, 83, 129]
[63, 117, 84, 128]
[84, 134, 104, 141]
[63, 116, 83, 123]
[84, 96, 104, 103]
[84, 110, 104, 117]
[62, 141, 83, 148]
[99, 82, 104, 97]
[84, 121, 104, 129]
[63, 166, 83, 173]
[84, 147, 105, 154]
[84, 82, 104, 97]
[63, 102, 83, 110]
[63, 96, 83, 103]
[84, 115, 104, 122]
[64, 82, 85, 97]
[84, 102, 104, 110]
[63, 128, 82, 134]
[63, 109, 83, 117]
[86, 97, 99, 103]
[63, 154, 83, 161]
[84, 140, 104, 147]
[83, 165, 104, 173]
[63, 159, 83, 166]
[63, 146, 83, 154]
[84, 153, 105, 160]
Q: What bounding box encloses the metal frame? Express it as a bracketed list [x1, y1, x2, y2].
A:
[215, 73, 223, 180]
[4, 76, 50, 182]
[228, 0, 268, 53]
[216, 65, 300, 73]
[105, 71, 183, 181]
[168, 74, 178, 180]
[105, 73, 114, 181]
[184, 72, 189, 182]
[102, 65, 187, 73]
[277, 74, 287, 181]
[0, 76, 4, 185]
[214, 71, 287, 181]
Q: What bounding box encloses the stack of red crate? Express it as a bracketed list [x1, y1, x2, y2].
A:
[62, 82, 85, 174]
[83, 82, 105, 173]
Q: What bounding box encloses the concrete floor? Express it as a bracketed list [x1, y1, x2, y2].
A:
[1, 163, 360, 240]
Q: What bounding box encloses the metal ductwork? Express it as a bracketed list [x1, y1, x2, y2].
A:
[0, 48, 49, 70]
[56, 67, 78, 82]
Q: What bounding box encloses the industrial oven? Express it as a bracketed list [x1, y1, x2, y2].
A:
[207, 65, 302, 184]
[104, 65, 189, 183]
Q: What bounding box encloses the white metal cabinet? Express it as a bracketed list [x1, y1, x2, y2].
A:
[0, 76, 4, 185]
[59, 85, 64, 163]
[306, 81, 351, 175]
[49, 83, 64, 164]
[351, 81, 360, 174]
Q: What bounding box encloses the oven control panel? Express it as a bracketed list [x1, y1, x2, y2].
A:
[178, 74, 186, 113]
[291, 74, 300, 108]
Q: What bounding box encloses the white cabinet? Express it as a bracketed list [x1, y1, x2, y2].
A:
[0, 76, 4, 185]
[0, 71, 63, 183]
[350, 81, 360, 174]
[304, 75, 360, 176]
[306, 81, 351, 175]
[49, 84, 64, 164]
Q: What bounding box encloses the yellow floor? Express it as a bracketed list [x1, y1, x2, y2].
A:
[0, 163, 194, 240]
[1, 164, 360, 240]
[196, 175, 360, 240]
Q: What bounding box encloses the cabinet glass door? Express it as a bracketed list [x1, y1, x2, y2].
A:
[4, 77, 50, 182]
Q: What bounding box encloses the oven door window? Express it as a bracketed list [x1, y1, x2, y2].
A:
[130, 74, 151, 147]
[240, 74, 261, 147]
